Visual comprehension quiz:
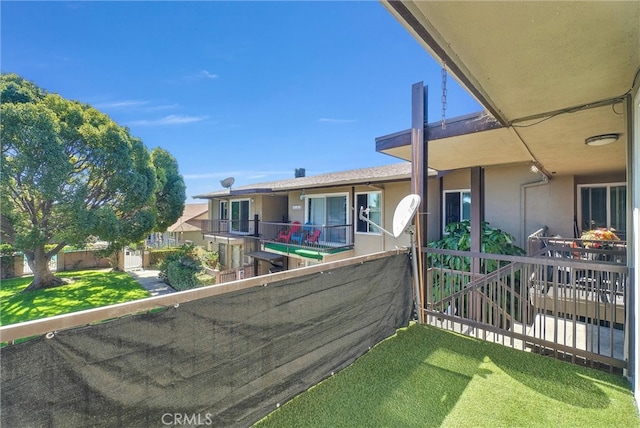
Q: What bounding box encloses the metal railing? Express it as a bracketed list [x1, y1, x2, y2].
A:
[199, 219, 259, 237]
[528, 235, 627, 265]
[424, 247, 628, 372]
[259, 221, 354, 252]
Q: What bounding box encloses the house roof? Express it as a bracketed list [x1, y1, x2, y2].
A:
[378, 1, 639, 177]
[166, 203, 208, 233]
[193, 162, 422, 199]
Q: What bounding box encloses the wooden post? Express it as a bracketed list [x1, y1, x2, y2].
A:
[470, 166, 485, 321]
[411, 82, 428, 324]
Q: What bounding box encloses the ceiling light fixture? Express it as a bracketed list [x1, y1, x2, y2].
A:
[585, 133, 619, 147]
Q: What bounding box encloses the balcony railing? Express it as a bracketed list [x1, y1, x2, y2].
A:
[260, 221, 354, 255]
[527, 234, 627, 265]
[199, 218, 259, 237]
[425, 246, 628, 371]
[199, 217, 354, 255]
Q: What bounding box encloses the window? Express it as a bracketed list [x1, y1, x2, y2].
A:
[306, 194, 348, 244]
[220, 201, 228, 220]
[356, 192, 382, 234]
[443, 190, 471, 231]
[579, 184, 626, 239]
[231, 199, 250, 233]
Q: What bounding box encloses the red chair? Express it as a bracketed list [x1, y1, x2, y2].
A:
[275, 228, 292, 243]
[305, 229, 321, 245]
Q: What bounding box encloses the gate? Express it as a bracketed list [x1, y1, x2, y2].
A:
[123, 248, 143, 271]
[23, 254, 57, 275]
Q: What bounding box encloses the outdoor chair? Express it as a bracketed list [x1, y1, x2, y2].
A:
[275, 228, 292, 243]
[305, 229, 321, 245]
[290, 221, 305, 245]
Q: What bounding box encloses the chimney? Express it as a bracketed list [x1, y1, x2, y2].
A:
[295, 168, 306, 178]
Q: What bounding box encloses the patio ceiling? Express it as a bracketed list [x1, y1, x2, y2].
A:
[378, 1, 639, 177]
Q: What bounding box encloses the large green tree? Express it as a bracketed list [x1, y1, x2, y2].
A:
[1, 73, 183, 291]
[151, 147, 186, 232]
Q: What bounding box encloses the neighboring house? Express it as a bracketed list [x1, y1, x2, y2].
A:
[194, 163, 436, 275]
[147, 203, 209, 248]
[378, 0, 640, 406]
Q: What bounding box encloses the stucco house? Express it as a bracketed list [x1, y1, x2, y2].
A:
[147, 203, 209, 248]
[194, 163, 435, 275]
[377, 0, 640, 405]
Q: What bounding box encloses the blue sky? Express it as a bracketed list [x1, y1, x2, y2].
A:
[1, 1, 481, 200]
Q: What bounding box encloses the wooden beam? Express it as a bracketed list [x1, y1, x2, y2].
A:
[411, 82, 428, 324]
[471, 166, 485, 274]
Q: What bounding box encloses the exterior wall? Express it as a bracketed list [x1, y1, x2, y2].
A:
[258, 195, 288, 222]
[425, 177, 440, 244]
[171, 231, 207, 247]
[518, 173, 573, 241]
[208, 199, 218, 219]
[287, 189, 312, 225]
[284, 182, 420, 258]
[485, 164, 575, 245]
[442, 169, 470, 190]
[441, 164, 577, 248]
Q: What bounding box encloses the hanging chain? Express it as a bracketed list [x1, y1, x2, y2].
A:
[441, 61, 447, 130]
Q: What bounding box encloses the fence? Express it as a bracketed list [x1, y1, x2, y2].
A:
[424, 246, 627, 372]
[0, 249, 146, 279]
[0, 251, 412, 427]
[214, 265, 255, 284]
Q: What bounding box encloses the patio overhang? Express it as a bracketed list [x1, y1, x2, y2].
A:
[245, 250, 284, 263]
[378, 1, 639, 177]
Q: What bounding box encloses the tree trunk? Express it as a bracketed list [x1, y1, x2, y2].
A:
[21, 247, 64, 292]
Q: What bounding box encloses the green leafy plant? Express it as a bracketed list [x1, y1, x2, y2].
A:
[427, 221, 526, 320]
[158, 244, 202, 291]
[0, 244, 16, 279]
[149, 247, 182, 268]
[199, 248, 219, 270]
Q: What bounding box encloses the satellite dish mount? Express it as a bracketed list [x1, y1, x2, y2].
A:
[359, 194, 423, 322]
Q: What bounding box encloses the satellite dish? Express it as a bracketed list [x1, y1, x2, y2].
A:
[220, 177, 235, 189]
[392, 194, 421, 238]
[359, 193, 421, 239]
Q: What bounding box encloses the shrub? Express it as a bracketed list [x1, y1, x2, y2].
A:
[199, 249, 219, 270]
[158, 244, 201, 291]
[149, 247, 182, 268]
[166, 261, 200, 291]
[0, 244, 16, 279]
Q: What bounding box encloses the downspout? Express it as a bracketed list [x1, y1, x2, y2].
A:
[520, 173, 549, 247]
[509, 125, 552, 245]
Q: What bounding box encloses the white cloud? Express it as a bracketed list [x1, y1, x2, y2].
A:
[182, 70, 219, 82]
[144, 103, 179, 112]
[317, 118, 356, 124]
[128, 115, 208, 126]
[183, 169, 291, 181]
[95, 100, 150, 109]
[198, 70, 219, 80]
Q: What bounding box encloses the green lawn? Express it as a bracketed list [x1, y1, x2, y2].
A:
[1, 269, 150, 326]
[256, 324, 639, 428]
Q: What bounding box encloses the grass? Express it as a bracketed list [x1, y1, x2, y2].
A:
[1, 269, 150, 326]
[255, 324, 639, 428]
